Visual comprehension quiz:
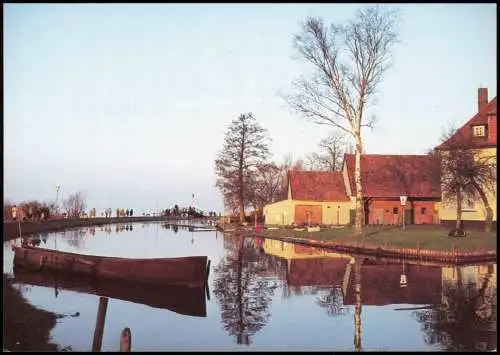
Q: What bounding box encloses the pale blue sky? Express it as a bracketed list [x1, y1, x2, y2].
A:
[3, 3, 497, 213]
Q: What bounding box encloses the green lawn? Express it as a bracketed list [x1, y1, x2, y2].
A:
[259, 225, 497, 252]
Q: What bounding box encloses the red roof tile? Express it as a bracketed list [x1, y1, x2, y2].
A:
[289, 171, 349, 201]
[436, 96, 497, 150]
[343, 154, 441, 199]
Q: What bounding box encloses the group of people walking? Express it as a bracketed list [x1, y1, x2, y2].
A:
[101, 208, 134, 218]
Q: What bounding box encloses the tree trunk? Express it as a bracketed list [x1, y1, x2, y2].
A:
[238, 169, 245, 223]
[353, 257, 362, 352]
[354, 136, 364, 238]
[455, 189, 462, 231]
[472, 181, 493, 232]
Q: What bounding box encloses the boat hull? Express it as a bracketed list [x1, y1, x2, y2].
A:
[13, 246, 208, 288]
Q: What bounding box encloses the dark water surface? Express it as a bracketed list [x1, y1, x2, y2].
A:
[3, 222, 497, 351]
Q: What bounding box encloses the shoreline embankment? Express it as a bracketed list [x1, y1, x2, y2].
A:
[3, 216, 194, 242]
[220, 226, 497, 265]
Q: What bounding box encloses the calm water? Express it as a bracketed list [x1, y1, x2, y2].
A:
[3, 222, 497, 351]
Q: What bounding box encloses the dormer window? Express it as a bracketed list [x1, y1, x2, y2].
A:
[472, 125, 486, 137]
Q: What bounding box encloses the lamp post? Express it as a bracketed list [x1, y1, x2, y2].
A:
[55, 185, 61, 214]
[399, 196, 407, 231]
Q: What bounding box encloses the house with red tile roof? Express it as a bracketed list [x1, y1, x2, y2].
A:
[435, 87, 497, 229]
[342, 154, 441, 225]
[263, 171, 351, 226]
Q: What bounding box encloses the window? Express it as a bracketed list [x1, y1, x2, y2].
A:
[472, 125, 486, 137]
[393, 207, 399, 215]
[421, 207, 427, 214]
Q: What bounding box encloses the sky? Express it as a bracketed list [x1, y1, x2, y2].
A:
[3, 3, 497, 214]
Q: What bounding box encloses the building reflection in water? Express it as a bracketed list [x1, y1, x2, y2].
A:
[255, 237, 497, 352]
[413, 264, 497, 352]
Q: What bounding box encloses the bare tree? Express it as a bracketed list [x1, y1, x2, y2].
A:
[247, 162, 285, 210]
[434, 127, 497, 234]
[281, 153, 294, 171]
[4, 199, 13, 220]
[215, 113, 271, 223]
[284, 6, 400, 237]
[63, 192, 87, 218]
[306, 131, 350, 171]
[276, 154, 295, 201]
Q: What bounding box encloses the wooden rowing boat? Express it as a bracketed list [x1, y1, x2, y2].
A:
[13, 246, 209, 288]
[13, 269, 208, 317]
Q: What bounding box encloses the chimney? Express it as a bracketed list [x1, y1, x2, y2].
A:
[478, 88, 488, 112]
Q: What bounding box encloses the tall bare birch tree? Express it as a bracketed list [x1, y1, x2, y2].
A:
[284, 6, 399, 237]
[215, 113, 271, 223]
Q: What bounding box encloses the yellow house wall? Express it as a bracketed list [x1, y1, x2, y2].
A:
[263, 199, 351, 225]
[263, 199, 295, 225]
[442, 264, 496, 285]
[439, 147, 497, 222]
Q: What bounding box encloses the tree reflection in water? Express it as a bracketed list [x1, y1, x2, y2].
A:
[353, 257, 362, 352]
[413, 265, 497, 352]
[65, 229, 87, 249]
[315, 287, 349, 317]
[213, 234, 283, 345]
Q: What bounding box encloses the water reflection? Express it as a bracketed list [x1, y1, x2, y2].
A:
[13, 269, 208, 318]
[213, 234, 282, 345]
[413, 264, 497, 351]
[2, 224, 497, 351]
[255, 236, 497, 352]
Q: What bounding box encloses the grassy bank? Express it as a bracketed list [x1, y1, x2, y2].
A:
[259, 225, 497, 252]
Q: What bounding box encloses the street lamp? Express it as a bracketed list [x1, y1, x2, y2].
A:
[55, 185, 61, 214]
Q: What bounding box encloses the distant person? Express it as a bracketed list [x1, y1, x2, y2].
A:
[125, 209, 130, 217]
[130, 209, 133, 217]
[116, 208, 120, 218]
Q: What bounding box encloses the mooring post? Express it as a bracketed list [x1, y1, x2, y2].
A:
[205, 259, 211, 284]
[92, 296, 109, 352]
[119, 327, 132, 352]
[205, 283, 211, 301]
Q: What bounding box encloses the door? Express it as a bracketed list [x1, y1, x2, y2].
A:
[295, 205, 322, 226]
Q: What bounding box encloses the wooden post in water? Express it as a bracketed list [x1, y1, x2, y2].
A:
[119, 327, 132, 352]
[205, 259, 211, 284]
[92, 297, 109, 352]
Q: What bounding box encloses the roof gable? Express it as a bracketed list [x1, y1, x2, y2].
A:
[343, 154, 441, 199]
[436, 96, 497, 150]
[289, 171, 349, 201]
